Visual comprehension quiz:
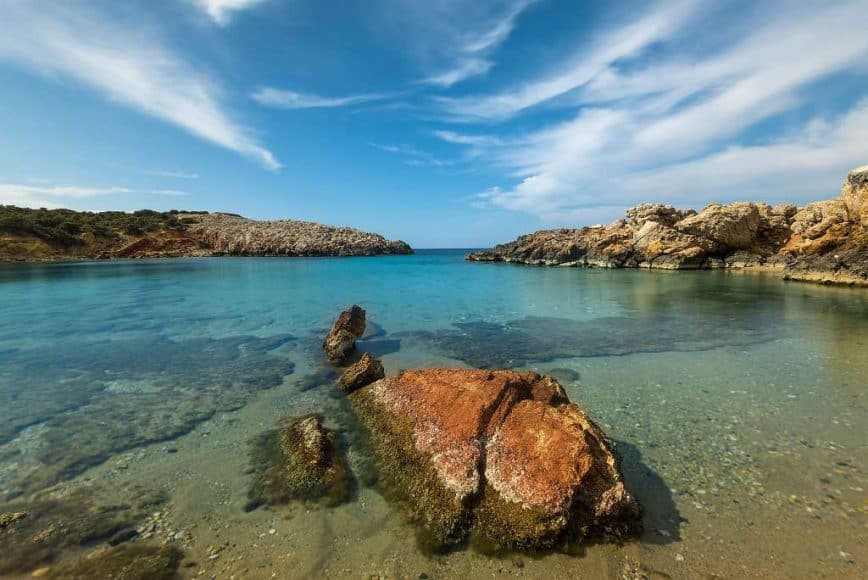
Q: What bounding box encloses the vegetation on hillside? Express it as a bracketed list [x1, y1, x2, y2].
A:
[0, 206, 203, 246]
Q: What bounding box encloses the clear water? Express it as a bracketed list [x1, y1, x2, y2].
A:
[0, 250, 866, 578]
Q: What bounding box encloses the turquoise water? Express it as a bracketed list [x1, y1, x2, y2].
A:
[1, 250, 866, 578]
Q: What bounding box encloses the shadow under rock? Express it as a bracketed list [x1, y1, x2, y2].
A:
[617, 440, 684, 545]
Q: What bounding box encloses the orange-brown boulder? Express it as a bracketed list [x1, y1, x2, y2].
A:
[348, 368, 639, 550]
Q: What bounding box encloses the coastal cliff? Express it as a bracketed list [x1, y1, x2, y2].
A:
[468, 166, 868, 286]
[0, 208, 412, 261]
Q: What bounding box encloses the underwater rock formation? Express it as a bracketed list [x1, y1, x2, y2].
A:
[248, 414, 351, 508]
[323, 305, 366, 363]
[46, 544, 183, 580]
[468, 165, 868, 286]
[339, 353, 385, 394]
[0, 511, 26, 529]
[348, 368, 640, 551]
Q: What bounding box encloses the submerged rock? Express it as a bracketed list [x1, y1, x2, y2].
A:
[0, 511, 27, 529]
[323, 305, 366, 363]
[349, 369, 639, 551]
[339, 353, 385, 394]
[46, 544, 183, 580]
[248, 414, 351, 507]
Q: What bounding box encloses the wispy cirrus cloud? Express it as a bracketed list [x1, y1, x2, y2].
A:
[0, 2, 280, 170]
[190, 0, 269, 26]
[0, 183, 190, 209]
[439, 0, 868, 223]
[435, 0, 700, 120]
[251, 87, 392, 110]
[369, 142, 454, 167]
[148, 170, 200, 179]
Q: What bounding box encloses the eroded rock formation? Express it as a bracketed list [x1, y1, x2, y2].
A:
[323, 305, 366, 363]
[348, 369, 640, 550]
[469, 166, 868, 286]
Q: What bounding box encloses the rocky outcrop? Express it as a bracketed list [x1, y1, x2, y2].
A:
[339, 353, 385, 393]
[247, 414, 351, 508]
[348, 369, 640, 550]
[469, 166, 868, 286]
[323, 305, 366, 363]
[183, 213, 412, 257]
[0, 208, 412, 261]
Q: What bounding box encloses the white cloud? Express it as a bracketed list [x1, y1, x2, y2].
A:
[451, 0, 868, 222]
[0, 2, 280, 170]
[0, 183, 190, 209]
[149, 170, 200, 179]
[379, 0, 537, 88]
[251, 88, 391, 109]
[191, 0, 268, 26]
[369, 142, 454, 167]
[436, 0, 701, 119]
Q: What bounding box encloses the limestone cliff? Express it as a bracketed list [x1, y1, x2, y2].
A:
[468, 166, 868, 287]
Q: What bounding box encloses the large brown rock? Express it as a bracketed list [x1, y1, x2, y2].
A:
[841, 165, 868, 226]
[349, 369, 638, 550]
[339, 353, 385, 393]
[674, 202, 761, 250]
[323, 305, 366, 363]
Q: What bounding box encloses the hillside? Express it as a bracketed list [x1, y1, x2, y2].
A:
[0, 207, 412, 261]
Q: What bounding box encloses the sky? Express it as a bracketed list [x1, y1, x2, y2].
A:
[0, 0, 867, 248]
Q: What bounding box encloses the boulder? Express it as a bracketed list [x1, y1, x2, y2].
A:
[675, 202, 761, 250]
[323, 305, 366, 363]
[247, 414, 350, 507]
[841, 165, 868, 226]
[339, 353, 385, 394]
[625, 204, 692, 227]
[349, 369, 639, 550]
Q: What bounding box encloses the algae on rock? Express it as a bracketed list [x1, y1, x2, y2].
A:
[248, 414, 352, 508]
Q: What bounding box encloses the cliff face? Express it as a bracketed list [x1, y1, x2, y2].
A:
[468, 166, 868, 287]
[0, 210, 412, 261]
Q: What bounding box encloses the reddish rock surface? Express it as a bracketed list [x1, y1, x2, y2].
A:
[350, 368, 639, 549]
[322, 305, 366, 363]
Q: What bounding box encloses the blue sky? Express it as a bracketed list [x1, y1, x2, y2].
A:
[0, 0, 867, 247]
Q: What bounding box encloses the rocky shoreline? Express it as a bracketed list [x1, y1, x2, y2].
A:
[468, 166, 868, 287]
[0, 209, 412, 261]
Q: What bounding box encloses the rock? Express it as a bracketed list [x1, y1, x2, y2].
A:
[349, 369, 639, 550]
[107, 527, 139, 546]
[323, 305, 366, 363]
[842, 165, 868, 225]
[0, 511, 27, 529]
[339, 353, 385, 394]
[625, 204, 692, 227]
[467, 165, 868, 287]
[45, 544, 183, 580]
[247, 414, 351, 507]
[674, 202, 761, 250]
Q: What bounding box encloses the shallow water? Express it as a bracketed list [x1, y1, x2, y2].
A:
[0, 250, 866, 578]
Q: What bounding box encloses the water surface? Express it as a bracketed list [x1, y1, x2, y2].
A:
[1, 251, 865, 578]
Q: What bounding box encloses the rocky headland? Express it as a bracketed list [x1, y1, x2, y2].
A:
[0, 207, 412, 261]
[468, 166, 868, 286]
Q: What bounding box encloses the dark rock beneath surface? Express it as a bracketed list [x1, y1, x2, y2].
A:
[0, 511, 26, 529]
[248, 414, 351, 507]
[339, 353, 385, 394]
[46, 544, 183, 580]
[323, 305, 366, 363]
[349, 369, 640, 551]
